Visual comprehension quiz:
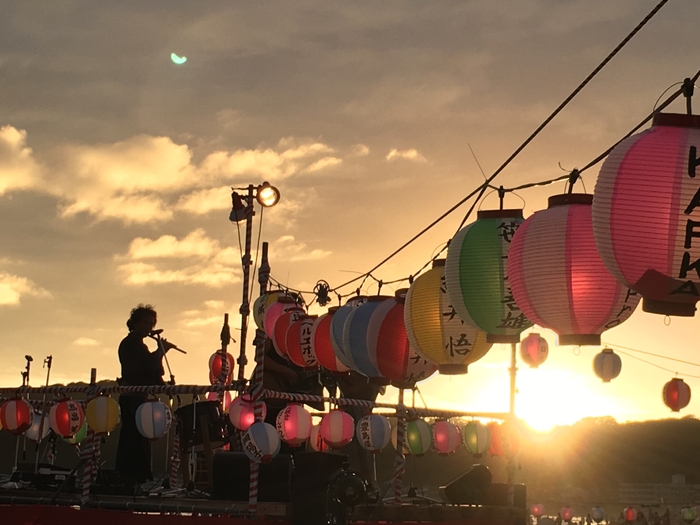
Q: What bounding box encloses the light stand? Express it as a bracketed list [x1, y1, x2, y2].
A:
[34, 355, 53, 474]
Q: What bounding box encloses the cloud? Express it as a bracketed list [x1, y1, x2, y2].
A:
[126, 229, 218, 259]
[386, 148, 427, 162]
[304, 156, 342, 173]
[74, 337, 99, 346]
[176, 187, 231, 215]
[274, 235, 331, 262]
[351, 144, 370, 156]
[0, 272, 51, 305]
[0, 126, 41, 194]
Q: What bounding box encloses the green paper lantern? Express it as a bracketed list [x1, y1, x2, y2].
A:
[391, 418, 432, 456]
[64, 418, 88, 445]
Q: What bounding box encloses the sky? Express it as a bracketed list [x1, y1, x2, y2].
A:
[1, 0, 699, 432]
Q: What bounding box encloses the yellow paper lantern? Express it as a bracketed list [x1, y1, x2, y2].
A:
[86, 395, 121, 435]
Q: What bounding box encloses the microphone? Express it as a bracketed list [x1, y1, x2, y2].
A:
[149, 329, 164, 336]
[25, 355, 33, 362]
[147, 333, 187, 354]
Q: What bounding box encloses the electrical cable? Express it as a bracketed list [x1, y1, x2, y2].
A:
[603, 342, 700, 368]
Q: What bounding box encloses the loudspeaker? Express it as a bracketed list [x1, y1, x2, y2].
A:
[291, 451, 349, 525]
[439, 464, 492, 504]
[211, 451, 292, 502]
[481, 483, 527, 508]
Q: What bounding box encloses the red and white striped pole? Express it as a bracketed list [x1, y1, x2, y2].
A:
[393, 388, 406, 504]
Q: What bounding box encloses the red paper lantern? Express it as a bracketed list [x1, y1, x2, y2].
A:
[209, 351, 235, 384]
[311, 308, 349, 373]
[592, 113, 700, 317]
[663, 377, 691, 412]
[432, 420, 461, 455]
[272, 306, 306, 358]
[275, 403, 312, 447]
[624, 508, 638, 522]
[488, 421, 520, 457]
[593, 348, 622, 382]
[229, 394, 266, 430]
[320, 410, 354, 449]
[309, 423, 329, 452]
[263, 296, 298, 339]
[0, 399, 32, 435]
[560, 506, 574, 522]
[509, 194, 640, 345]
[532, 504, 545, 518]
[520, 333, 548, 368]
[49, 399, 85, 438]
[286, 315, 319, 369]
[207, 390, 232, 413]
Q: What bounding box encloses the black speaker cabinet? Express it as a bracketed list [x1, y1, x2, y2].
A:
[439, 464, 492, 504]
[291, 451, 349, 525]
[211, 451, 292, 502]
[482, 483, 526, 508]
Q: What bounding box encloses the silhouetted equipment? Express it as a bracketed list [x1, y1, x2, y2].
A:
[328, 468, 367, 525]
[211, 451, 292, 502]
[291, 451, 350, 525]
[10, 463, 75, 492]
[175, 401, 226, 450]
[440, 463, 526, 507]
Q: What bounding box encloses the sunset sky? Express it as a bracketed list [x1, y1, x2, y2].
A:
[1, 1, 699, 432]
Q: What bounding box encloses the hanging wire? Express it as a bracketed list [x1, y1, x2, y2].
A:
[603, 342, 700, 368]
[614, 350, 700, 380]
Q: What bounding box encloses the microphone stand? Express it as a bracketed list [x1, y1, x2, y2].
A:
[34, 356, 52, 474]
[15, 356, 33, 472]
[152, 332, 177, 490]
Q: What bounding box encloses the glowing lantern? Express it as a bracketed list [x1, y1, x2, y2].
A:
[462, 421, 491, 457]
[446, 209, 532, 343]
[682, 507, 697, 524]
[309, 423, 329, 452]
[320, 410, 354, 449]
[0, 399, 33, 435]
[242, 421, 280, 464]
[520, 333, 549, 368]
[253, 291, 289, 330]
[49, 399, 84, 438]
[356, 414, 391, 453]
[275, 403, 312, 447]
[286, 315, 319, 369]
[488, 421, 520, 457]
[532, 504, 545, 518]
[624, 507, 637, 522]
[229, 394, 266, 431]
[207, 390, 232, 413]
[311, 308, 349, 373]
[592, 113, 700, 317]
[330, 296, 368, 371]
[392, 419, 432, 456]
[272, 306, 306, 357]
[343, 296, 392, 377]
[64, 419, 88, 445]
[263, 295, 297, 339]
[405, 260, 492, 374]
[85, 396, 120, 434]
[209, 351, 235, 384]
[432, 420, 461, 455]
[593, 348, 622, 382]
[135, 400, 172, 440]
[25, 413, 50, 441]
[663, 377, 691, 412]
[590, 507, 605, 524]
[560, 506, 573, 522]
[508, 194, 640, 345]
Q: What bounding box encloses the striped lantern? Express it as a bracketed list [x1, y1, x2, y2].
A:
[263, 295, 298, 339]
[624, 508, 638, 522]
[432, 420, 461, 455]
[49, 399, 84, 438]
[135, 400, 172, 440]
[591, 507, 605, 524]
[488, 421, 520, 457]
[275, 403, 312, 447]
[209, 351, 235, 384]
[508, 194, 640, 345]
[532, 504, 546, 518]
[462, 421, 491, 457]
[593, 348, 622, 382]
[356, 414, 391, 453]
[85, 395, 120, 434]
[663, 378, 691, 412]
[330, 296, 368, 371]
[25, 413, 51, 442]
[446, 209, 532, 343]
[272, 306, 306, 358]
[286, 314, 319, 369]
[207, 390, 232, 413]
[392, 419, 432, 456]
[64, 419, 88, 445]
[320, 409, 354, 449]
[0, 399, 32, 435]
[242, 421, 281, 464]
[253, 290, 290, 330]
[561, 506, 574, 522]
[520, 333, 549, 368]
[309, 423, 329, 452]
[405, 260, 492, 374]
[229, 394, 266, 431]
[592, 113, 700, 317]
[311, 308, 349, 373]
[343, 295, 393, 377]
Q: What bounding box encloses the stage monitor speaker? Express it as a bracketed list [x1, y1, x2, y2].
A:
[291, 451, 350, 525]
[481, 482, 526, 508]
[211, 451, 292, 502]
[439, 463, 492, 505]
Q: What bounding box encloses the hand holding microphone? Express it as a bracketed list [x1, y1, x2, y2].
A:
[148, 330, 187, 354]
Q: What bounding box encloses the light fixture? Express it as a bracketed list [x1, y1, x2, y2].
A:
[255, 182, 281, 207]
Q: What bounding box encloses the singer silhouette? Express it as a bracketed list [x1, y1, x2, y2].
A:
[115, 303, 176, 489]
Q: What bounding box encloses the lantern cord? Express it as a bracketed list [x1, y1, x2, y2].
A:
[614, 350, 700, 380]
[603, 342, 700, 368]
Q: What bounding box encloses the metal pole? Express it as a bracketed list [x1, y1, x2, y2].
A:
[237, 185, 255, 382]
[509, 343, 517, 416]
[34, 356, 52, 473]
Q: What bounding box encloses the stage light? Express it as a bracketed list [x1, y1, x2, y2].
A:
[256, 182, 280, 207]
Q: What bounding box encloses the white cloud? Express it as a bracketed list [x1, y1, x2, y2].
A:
[0, 126, 41, 194]
[126, 229, 218, 259]
[386, 148, 427, 162]
[74, 337, 99, 346]
[351, 144, 370, 156]
[273, 235, 331, 262]
[177, 187, 232, 214]
[305, 156, 342, 173]
[0, 272, 51, 305]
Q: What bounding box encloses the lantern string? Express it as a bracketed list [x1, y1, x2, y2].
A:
[613, 350, 700, 380]
[603, 342, 700, 368]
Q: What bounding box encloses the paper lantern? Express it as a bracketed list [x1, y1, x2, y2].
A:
[0, 399, 32, 435]
[532, 504, 546, 518]
[311, 308, 349, 373]
[342, 296, 392, 377]
[432, 420, 461, 455]
[320, 409, 354, 448]
[206, 390, 232, 413]
[135, 400, 172, 440]
[49, 399, 84, 438]
[272, 306, 306, 357]
[263, 295, 298, 339]
[663, 377, 691, 412]
[242, 421, 281, 463]
[64, 419, 88, 445]
[446, 209, 532, 343]
[286, 314, 319, 369]
[405, 260, 492, 374]
[85, 395, 120, 434]
[253, 291, 290, 330]
[682, 507, 697, 524]
[229, 394, 266, 431]
[309, 423, 329, 452]
[520, 333, 549, 368]
[330, 296, 368, 371]
[508, 194, 640, 345]
[623, 508, 637, 522]
[560, 506, 573, 522]
[593, 348, 622, 382]
[356, 414, 391, 453]
[593, 113, 700, 317]
[209, 351, 235, 384]
[392, 419, 432, 456]
[590, 507, 605, 524]
[488, 421, 520, 457]
[462, 420, 491, 457]
[25, 413, 50, 441]
[275, 403, 312, 447]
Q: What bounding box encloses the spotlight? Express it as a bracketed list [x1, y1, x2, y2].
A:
[255, 182, 281, 207]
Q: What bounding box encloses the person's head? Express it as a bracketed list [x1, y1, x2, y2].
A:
[126, 303, 157, 337]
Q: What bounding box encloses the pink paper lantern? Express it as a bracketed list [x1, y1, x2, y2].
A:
[560, 506, 574, 522]
[624, 508, 638, 522]
[275, 403, 312, 447]
[0, 398, 33, 435]
[272, 306, 306, 358]
[309, 424, 329, 452]
[320, 409, 354, 449]
[49, 399, 85, 438]
[209, 351, 235, 384]
[311, 308, 349, 373]
[520, 333, 548, 368]
[592, 113, 700, 317]
[509, 194, 640, 345]
[663, 377, 691, 412]
[532, 504, 546, 518]
[286, 315, 319, 369]
[488, 421, 520, 457]
[229, 394, 266, 430]
[432, 420, 461, 455]
[263, 295, 297, 339]
[207, 390, 232, 413]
